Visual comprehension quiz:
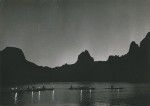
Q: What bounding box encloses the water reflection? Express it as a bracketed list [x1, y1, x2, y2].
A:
[90, 89, 92, 98]
[80, 90, 82, 101]
[1, 83, 150, 106]
[52, 90, 55, 101]
[31, 91, 33, 98]
[38, 91, 41, 102]
[31, 91, 34, 103]
[14, 92, 18, 104]
[79, 90, 94, 106]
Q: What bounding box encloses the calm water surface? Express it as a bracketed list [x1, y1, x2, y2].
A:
[1, 83, 150, 106]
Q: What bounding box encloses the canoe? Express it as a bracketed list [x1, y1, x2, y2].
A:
[69, 87, 95, 90]
[105, 87, 123, 90]
[10, 87, 54, 93]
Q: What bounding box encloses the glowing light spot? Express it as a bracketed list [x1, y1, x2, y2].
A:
[38, 91, 41, 101]
[14, 92, 18, 104]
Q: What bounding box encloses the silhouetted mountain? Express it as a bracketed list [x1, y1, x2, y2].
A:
[128, 41, 139, 55]
[1, 32, 150, 86]
[76, 50, 94, 64]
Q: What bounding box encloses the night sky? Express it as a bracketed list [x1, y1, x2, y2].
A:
[0, 0, 150, 67]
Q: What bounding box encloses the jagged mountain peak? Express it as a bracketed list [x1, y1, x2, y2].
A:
[128, 41, 139, 54]
[130, 41, 139, 48]
[81, 50, 90, 55]
[76, 50, 94, 64]
[130, 41, 138, 46]
[140, 32, 150, 47]
[145, 32, 150, 38]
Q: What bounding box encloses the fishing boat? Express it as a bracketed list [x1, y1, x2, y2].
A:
[69, 85, 95, 90]
[105, 85, 123, 90]
[32, 86, 54, 92]
[10, 86, 54, 93]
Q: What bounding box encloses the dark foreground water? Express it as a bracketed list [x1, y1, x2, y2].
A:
[1, 83, 150, 106]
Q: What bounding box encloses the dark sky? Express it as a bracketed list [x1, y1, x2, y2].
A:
[0, 0, 150, 67]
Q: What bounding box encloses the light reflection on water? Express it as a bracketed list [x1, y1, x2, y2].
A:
[52, 90, 55, 101]
[1, 83, 150, 106]
[31, 91, 33, 104]
[14, 92, 17, 104]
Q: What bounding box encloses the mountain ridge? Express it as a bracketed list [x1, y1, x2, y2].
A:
[1, 32, 150, 86]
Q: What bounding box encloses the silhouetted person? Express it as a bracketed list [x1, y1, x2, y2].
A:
[42, 85, 45, 90]
[27, 86, 30, 90]
[111, 85, 114, 89]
